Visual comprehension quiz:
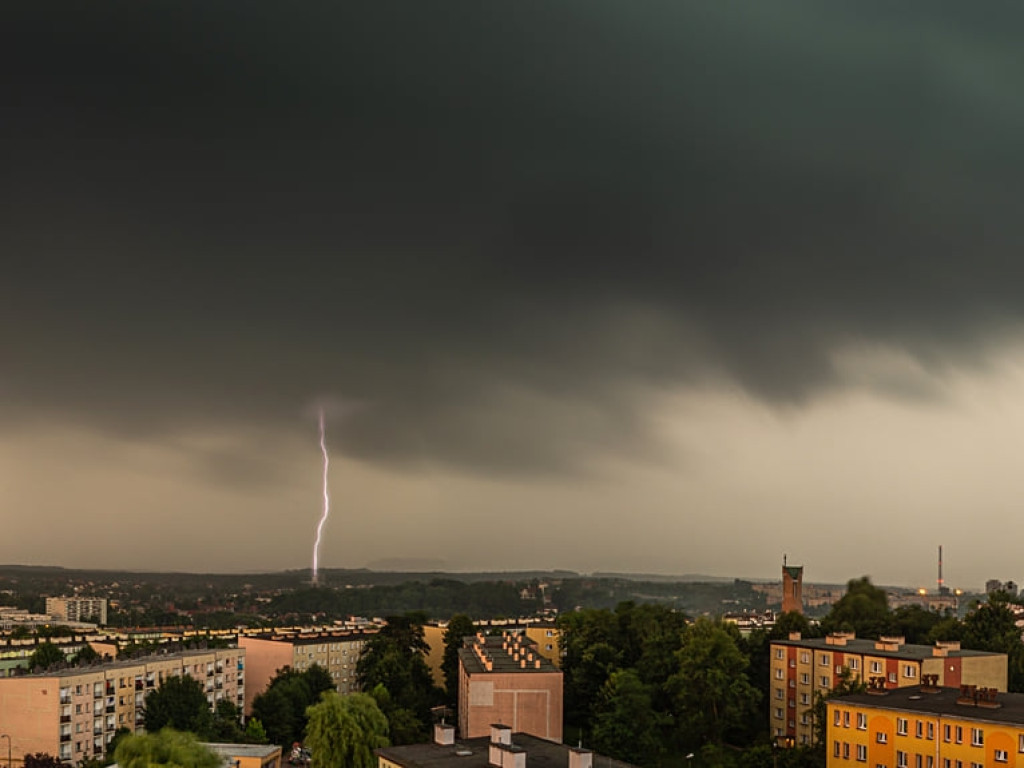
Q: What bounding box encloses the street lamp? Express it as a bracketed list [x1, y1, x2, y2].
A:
[1, 733, 11, 768]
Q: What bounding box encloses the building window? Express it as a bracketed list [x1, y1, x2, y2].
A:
[944, 725, 951, 743]
[916, 720, 923, 738]
[834, 710, 842, 726]
[801, 673, 810, 684]
[775, 669, 784, 679]
[821, 655, 831, 666]
[834, 741, 841, 758]
[776, 688, 784, 700]
[857, 745, 867, 762]
[955, 726, 962, 744]
[821, 676, 830, 687]
[774, 708, 783, 719]
[927, 723, 934, 740]
[857, 713, 867, 730]
[877, 732, 888, 744]
[788, 699, 795, 708]
[844, 711, 851, 727]
[926, 757, 933, 768]
[800, 693, 810, 705]
[889, 672, 898, 683]
[897, 718, 908, 736]
[790, 659, 796, 668]
[789, 679, 796, 688]
[801, 652, 810, 664]
[849, 657, 859, 670]
[942, 760, 950, 768]
[897, 751, 907, 768]
[970, 728, 983, 747]
[776, 648, 785, 659]
[915, 756, 922, 768]
[843, 743, 850, 759]
[870, 661, 883, 674]
[995, 750, 1008, 763]
[903, 665, 917, 678]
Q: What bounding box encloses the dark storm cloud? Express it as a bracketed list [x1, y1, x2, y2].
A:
[4, 1, 1024, 473]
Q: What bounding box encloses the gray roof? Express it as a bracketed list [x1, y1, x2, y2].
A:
[203, 743, 282, 760]
[458, 636, 559, 675]
[774, 637, 1002, 661]
[828, 685, 1024, 727]
[376, 733, 636, 768]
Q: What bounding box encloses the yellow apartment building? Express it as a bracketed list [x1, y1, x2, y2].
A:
[827, 681, 1024, 768]
[771, 633, 1006, 746]
[0, 647, 245, 766]
[238, 630, 374, 714]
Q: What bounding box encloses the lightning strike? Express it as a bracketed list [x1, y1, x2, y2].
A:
[312, 407, 330, 585]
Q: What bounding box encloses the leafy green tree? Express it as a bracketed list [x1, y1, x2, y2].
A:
[72, 645, 100, 666]
[591, 669, 664, 766]
[820, 577, 895, 639]
[208, 699, 245, 742]
[668, 618, 760, 748]
[961, 596, 1024, 691]
[244, 717, 269, 744]
[304, 692, 389, 768]
[770, 611, 815, 640]
[356, 615, 441, 744]
[29, 642, 66, 671]
[811, 667, 866, 749]
[103, 729, 132, 766]
[23, 754, 64, 768]
[143, 674, 213, 736]
[892, 605, 944, 645]
[441, 614, 476, 708]
[114, 729, 221, 768]
[250, 665, 334, 747]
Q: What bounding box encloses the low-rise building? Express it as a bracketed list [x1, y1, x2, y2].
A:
[377, 723, 634, 768]
[827, 680, 1024, 768]
[0, 647, 245, 766]
[771, 633, 1007, 746]
[203, 742, 282, 768]
[457, 633, 562, 742]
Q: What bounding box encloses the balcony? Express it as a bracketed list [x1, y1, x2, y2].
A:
[105, 684, 115, 695]
[60, 715, 72, 723]
[135, 681, 143, 690]
[60, 734, 71, 743]
[60, 694, 72, 704]
[105, 706, 114, 714]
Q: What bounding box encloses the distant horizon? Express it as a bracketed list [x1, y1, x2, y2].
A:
[0, 562, 988, 594]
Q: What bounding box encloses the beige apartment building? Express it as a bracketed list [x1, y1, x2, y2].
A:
[458, 633, 562, 742]
[45, 596, 108, 626]
[238, 630, 375, 714]
[770, 632, 1006, 747]
[0, 647, 245, 766]
[423, 621, 561, 688]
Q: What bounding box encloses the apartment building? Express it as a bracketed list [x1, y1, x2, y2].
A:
[827, 680, 1024, 768]
[0, 647, 245, 767]
[238, 630, 375, 714]
[45, 596, 108, 626]
[423, 621, 561, 688]
[457, 633, 562, 742]
[770, 633, 1007, 746]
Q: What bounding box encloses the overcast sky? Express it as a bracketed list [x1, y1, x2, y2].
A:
[4, 2, 1024, 588]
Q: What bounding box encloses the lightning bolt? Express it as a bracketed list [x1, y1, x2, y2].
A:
[312, 407, 330, 585]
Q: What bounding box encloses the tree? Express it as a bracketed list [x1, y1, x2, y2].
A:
[590, 669, 664, 766]
[356, 615, 441, 744]
[441, 614, 475, 708]
[668, 618, 760, 748]
[29, 642, 66, 671]
[23, 754, 64, 768]
[208, 699, 245, 743]
[250, 665, 333, 747]
[811, 667, 866, 749]
[820, 577, 894, 639]
[244, 717, 269, 744]
[72, 645, 100, 666]
[143, 674, 214, 737]
[892, 605, 944, 645]
[961, 597, 1024, 691]
[114, 729, 221, 768]
[304, 692, 389, 768]
[103, 729, 132, 766]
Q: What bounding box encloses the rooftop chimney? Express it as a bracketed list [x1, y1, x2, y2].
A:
[569, 747, 593, 768]
[434, 723, 455, 746]
[490, 724, 512, 746]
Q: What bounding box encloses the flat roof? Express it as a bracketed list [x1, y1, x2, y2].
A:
[242, 631, 375, 646]
[12, 647, 244, 678]
[377, 733, 635, 768]
[829, 685, 1024, 726]
[458, 636, 559, 675]
[204, 743, 282, 759]
[773, 637, 1001, 660]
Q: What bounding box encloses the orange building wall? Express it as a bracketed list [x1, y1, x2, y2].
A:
[0, 676, 60, 764]
[423, 625, 446, 688]
[238, 637, 295, 715]
[459, 670, 563, 742]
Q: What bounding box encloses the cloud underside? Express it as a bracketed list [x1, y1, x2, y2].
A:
[3, 1, 1024, 474]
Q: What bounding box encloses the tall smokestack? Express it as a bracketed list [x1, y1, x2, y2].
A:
[938, 545, 943, 592]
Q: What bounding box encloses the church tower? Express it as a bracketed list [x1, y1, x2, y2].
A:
[781, 555, 804, 615]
